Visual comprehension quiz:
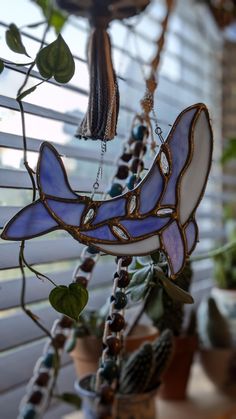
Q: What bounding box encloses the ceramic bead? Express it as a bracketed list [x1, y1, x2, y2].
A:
[101, 360, 119, 381]
[132, 125, 149, 141]
[21, 406, 37, 419]
[108, 183, 123, 197]
[114, 291, 127, 309]
[42, 353, 54, 369]
[53, 333, 67, 349]
[127, 174, 137, 190]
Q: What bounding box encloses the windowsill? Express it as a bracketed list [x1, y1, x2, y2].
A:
[63, 362, 236, 419]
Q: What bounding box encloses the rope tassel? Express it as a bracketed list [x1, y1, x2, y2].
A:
[76, 26, 119, 141]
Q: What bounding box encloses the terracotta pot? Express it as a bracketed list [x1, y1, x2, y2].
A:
[70, 324, 159, 378]
[75, 375, 158, 419]
[158, 335, 198, 400]
[211, 287, 236, 346]
[200, 348, 236, 397]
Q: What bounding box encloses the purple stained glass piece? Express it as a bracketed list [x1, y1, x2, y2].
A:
[139, 163, 164, 214]
[81, 225, 118, 241]
[120, 216, 170, 238]
[162, 220, 185, 276]
[39, 144, 77, 199]
[93, 198, 126, 225]
[46, 199, 86, 226]
[3, 200, 58, 240]
[185, 220, 197, 253]
[161, 108, 197, 206]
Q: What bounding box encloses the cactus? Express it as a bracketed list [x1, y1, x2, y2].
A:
[147, 329, 174, 391]
[119, 342, 155, 394]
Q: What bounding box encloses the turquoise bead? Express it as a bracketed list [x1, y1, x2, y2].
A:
[108, 183, 123, 197]
[132, 125, 148, 141]
[42, 353, 54, 368]
[114, 291, 127, 309]
[22, 406, 37, 419]
[127, 174, 137, 190]
[101, 360, 119, 382]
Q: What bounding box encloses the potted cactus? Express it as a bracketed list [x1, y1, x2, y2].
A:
[198, 296, 236, 397]
[75, 330, 174, 419]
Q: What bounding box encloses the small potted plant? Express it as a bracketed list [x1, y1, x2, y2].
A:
[75, 329, 174, 419]
[126, 255, 197, 400]
[198, 296, 236, 397]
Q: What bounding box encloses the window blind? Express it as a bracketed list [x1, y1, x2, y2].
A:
[0, 0, 225, 417]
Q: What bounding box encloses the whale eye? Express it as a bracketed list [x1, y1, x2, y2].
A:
[156, 208, 174, 216]
[83, 208, 95, 224]
[112, 226, 129, 240]
[128, 195, 137, 214]
[160, 151, 169, 175]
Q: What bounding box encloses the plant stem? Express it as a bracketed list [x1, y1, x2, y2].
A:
[191, 239, 236, 262]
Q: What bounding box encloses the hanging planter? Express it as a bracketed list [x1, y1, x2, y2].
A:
[55, 0, 150, 140]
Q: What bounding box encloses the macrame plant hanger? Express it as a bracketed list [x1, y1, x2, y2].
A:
[56, 0, 151, 141]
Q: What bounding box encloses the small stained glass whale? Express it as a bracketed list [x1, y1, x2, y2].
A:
[1, 103, 213, 279]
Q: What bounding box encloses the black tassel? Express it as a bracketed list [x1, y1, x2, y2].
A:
[76, 25, 119, 141]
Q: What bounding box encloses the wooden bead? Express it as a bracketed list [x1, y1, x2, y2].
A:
[121, 152, 132, 162]
[132, 141, 147, 157]
[106, 336, 122, 355]
[100, 384, 115, 405]
[80, 258, 95, 273]
[28, 391, 43, 405]
[132, 125, 149, 141]
[130, 158, 144, 174]
[115, 256, 133, 266]
[117, 270, 130, 288]
[53, 333, 67, 349]
[116, 165, 129, 180]
[35, 372, 50, 387]
[75, 276, 88, 288]
[59, 316, 74, 329]
[108, 312, 125, 332]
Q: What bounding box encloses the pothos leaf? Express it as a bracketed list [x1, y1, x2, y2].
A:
[145, 287, 164, 323]
[5, 24, 30, 57]
[0, 59, 4, 74]
[137, 255, 153, 266]
[159, 275, 194, 304]
[36, 34, 75, 83]
[34, 0, 68, 34]
[49, 283, 88, 321]
[55, 393, 82, 409]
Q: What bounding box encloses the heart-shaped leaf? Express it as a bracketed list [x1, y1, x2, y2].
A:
[0, 59, 4, 74]
[137, 256, 153, 266]
[49, 283, 88, 321]
[6, 24, 30, 57]
[159, 274, 194, 304]
[36, 34, 75, 83]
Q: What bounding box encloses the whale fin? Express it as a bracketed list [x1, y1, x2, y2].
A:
[1, 200, 59, 240]
[37, 142, 78, 200]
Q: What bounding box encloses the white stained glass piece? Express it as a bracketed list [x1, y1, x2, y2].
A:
[160, 152, 169, 175]
[156, 208, 174, 216]
[179, 110, 212, 224]
[97, 235, 160, 256]
[84, 208, 95, 224]
[128, 196, 137, 214]
[112, 225, 129, 240]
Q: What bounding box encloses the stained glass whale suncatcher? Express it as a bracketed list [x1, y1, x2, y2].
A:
[1, 103, 213, 279]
